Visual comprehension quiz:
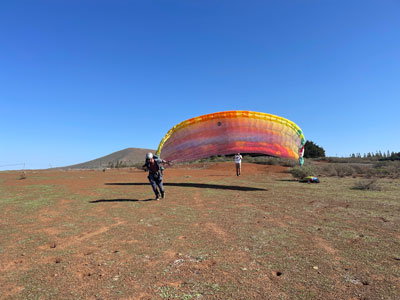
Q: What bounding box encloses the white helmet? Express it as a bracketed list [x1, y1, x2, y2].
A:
[146, 152, 153, 159]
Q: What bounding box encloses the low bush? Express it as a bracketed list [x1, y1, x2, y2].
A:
[334, 164, 355, 177]
[315, 163, 372, 177]
[245, 156, 278, 165]
[319, 164, 337, 176]
[366, 161, 400, 178]
[245, 156, 297, 167]
[288, 165, 316, 179]
[352, 179, 381, 191]
[317, 157, 378, 163]
[350, 164, 370, 175]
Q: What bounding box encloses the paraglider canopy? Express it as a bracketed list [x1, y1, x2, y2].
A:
[156, 110, 306, 165]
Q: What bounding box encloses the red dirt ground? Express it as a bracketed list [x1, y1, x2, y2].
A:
[0, 162, 399, 300]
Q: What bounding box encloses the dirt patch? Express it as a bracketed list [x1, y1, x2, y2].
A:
[1, 162, 399, 299]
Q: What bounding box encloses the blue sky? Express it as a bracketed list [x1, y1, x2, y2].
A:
[1, 0, 399, 170]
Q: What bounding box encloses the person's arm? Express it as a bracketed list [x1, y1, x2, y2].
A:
[155, 157, 165, 163]
[142, 158, 149, 171]
[160, 158, 173, 166]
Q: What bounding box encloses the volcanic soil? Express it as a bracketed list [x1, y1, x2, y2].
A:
[0, 162, 399, 300]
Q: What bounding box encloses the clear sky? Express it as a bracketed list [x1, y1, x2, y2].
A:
[1, 0, 399, 170]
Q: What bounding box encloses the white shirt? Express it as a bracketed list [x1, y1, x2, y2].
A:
[235, 154, 242, 163]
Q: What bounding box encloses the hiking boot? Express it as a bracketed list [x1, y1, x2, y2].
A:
[161, 192, 165, 199]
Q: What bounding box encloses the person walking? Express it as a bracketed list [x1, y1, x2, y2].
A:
[143, 152, 168, 200]
[235, 153, 243, 176]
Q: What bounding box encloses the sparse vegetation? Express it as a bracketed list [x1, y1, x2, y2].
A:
[244, 156, 297, 167]
[0, 163, 399, 299]
[352, 178, 381, 191]
[294, 158, 400, 179]
[366, 161, 400, 178]
[178, 154, 298, 168]
[288, 165, 316, 179]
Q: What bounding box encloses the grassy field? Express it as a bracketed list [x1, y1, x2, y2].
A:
[0, 162, 399, 300]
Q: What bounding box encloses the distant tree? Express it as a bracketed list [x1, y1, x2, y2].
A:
[390, 152, 400, 160]
[303, 141, 326, 158]
[379, 151, 400, 161]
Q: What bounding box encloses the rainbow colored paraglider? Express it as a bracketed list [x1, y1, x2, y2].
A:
[156, 110, 306, 165]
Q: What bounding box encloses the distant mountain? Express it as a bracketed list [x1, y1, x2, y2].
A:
[62, 147, 156, 169]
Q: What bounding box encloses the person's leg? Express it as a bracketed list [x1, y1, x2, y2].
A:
[156, 177, 165, 198]
[238, 163, 241, 175]
[236, 163, 239, 176]
[148, 175, 160, 198]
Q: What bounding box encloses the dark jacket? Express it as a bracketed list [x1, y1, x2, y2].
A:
[143, 155, 164, 178]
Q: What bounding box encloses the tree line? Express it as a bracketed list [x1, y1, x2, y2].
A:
[349, 151, 400, 160]
[304, 140, 399, 160]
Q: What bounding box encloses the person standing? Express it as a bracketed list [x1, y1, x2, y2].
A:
[143, 152, 168, 200]
[235, 153, 243, 176]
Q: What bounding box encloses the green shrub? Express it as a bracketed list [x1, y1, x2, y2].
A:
[288, 165, 316, 179]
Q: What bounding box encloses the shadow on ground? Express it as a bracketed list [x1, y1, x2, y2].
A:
[105, 182, 267, 191]
[276, 179, 298, 182]
[89, 198, 154, 203]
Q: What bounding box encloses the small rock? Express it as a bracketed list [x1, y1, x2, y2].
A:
[350, 279, 361, 285]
